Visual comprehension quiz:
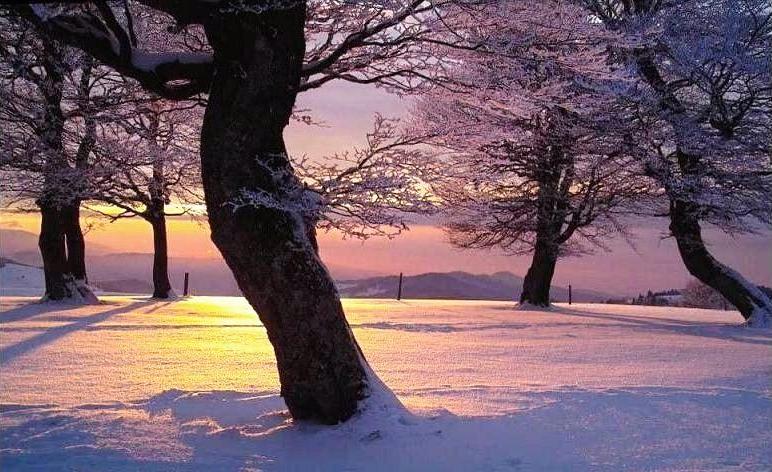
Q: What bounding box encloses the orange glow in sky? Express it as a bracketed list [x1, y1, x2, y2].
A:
[2, 209, 770, 295]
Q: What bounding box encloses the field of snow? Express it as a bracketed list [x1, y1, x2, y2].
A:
[0, 263, 45, 297]
[1, 296, 770, 471]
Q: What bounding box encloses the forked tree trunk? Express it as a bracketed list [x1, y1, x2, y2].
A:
[38, 200, 97, 303]
[32, 33, 96, 304]
[520, 240, 558, 307]
[200, 6, 367, 423]
[148, 209, 173, 299]
[670, 200, 772, 325]
[38, 201, 69, 300]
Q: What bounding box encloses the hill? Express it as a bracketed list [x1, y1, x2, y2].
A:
[337, 271, 612, 302]
[0, 258, 45, 296]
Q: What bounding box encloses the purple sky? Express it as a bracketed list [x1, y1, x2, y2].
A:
[288, 82, 772, 294]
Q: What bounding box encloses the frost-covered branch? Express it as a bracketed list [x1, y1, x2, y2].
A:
[228, 115, 436, 239]
[408, 0, 654, 257]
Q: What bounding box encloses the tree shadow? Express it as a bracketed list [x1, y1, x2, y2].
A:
[2, 386, 770, 471]
[0, 299, 111, 323]
[1, 323, 264, 333]
[0, 409, 195, 471]
[116, 386, 772, 470]
[0, 301, 151, 364]
[143, 299, 186, 313]
[350, 321, 530, 333]
[555, 306, 772, 347]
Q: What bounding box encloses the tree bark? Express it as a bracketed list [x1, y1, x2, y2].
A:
[670, 199, 772, 324]
[148, 210, 173, 299]
[38, 201, 69, 300]
[520, 240, 558, 307]
[62, 202, 87, 283]
[199, 6, 367, 423]
[520, 140, 570, 308]
[38, 200, 97, 303]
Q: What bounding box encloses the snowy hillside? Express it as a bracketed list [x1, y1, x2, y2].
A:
[0, 260, 149, 297]
[1, 296, 769, 470]
[0, 260, 45, 296]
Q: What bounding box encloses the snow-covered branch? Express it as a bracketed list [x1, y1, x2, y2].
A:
[228, 115, 436, 239]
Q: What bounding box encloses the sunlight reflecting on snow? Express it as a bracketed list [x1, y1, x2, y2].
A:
[1, 296, 769, 415]
[2, 296, 771, 470]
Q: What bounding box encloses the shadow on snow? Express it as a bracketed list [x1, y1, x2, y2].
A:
[0, 299, 178, 364]
[556, 306, 772, 347]
[1, 385, 770, 471]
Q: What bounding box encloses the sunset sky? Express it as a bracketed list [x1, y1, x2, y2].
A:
[2, 82, 770, 295]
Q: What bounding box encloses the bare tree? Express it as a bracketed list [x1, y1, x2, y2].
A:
[92, 101, 203, 299]
[411, 0, 652, 306]
[4, 0, 480, 423]
[290, 114, 437, 239]
[582, 0, 772, 325]
[0, 10, 106, 302]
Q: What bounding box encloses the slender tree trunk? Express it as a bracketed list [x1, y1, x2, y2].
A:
[62, 202, 87, 283]
[520, 240, 558, 307]
[38, 201, 69, 300]
[200, 6, 367, 423]
[148, 209, 173, 299]
[144, 106, 173, 300]
[670, 199, 772, 325]
[67, 54, 94, 286]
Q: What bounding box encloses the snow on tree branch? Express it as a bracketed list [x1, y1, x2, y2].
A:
[228, 115, 436, 239]
[406, 0, 655, 257]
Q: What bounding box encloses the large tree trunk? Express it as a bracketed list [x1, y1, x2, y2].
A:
[520, 240, 558, 307]
[38, 200, 97, 303]
[38, 201, 69, 300]
[36, 37, 69, 301]
[62, 202, 87, 283]
[200, 6, 367, 423]
[670, 199, 772, 326]
[520, 140, 569, 308]
[148, 209, 173, 299]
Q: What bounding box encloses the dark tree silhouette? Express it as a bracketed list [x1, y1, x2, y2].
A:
[3, 0, 477, 422]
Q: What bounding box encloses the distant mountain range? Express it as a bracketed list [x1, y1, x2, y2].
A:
[1, 228, 614, 301]
[0, 228, 372, 294]
[337, 271, 612, 302]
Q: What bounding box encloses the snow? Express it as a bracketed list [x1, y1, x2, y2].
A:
[1, 262, 100, 303]
[1, 296, 770, 470]
[0, 263, 45, 297]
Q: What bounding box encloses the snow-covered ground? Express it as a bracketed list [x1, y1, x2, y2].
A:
[0, 263, 45, 297]
[1, 296, 770, 471]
